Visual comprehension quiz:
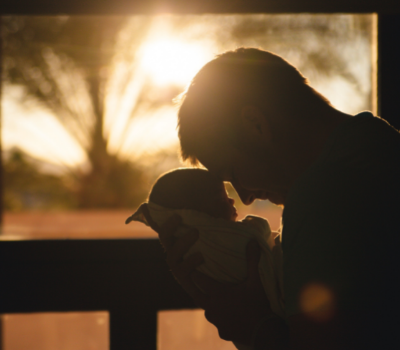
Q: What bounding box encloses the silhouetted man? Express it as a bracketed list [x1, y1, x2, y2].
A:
[145, 48, 400, 349]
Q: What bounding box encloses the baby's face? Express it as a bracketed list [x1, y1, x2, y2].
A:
[197, 181, 238, 221]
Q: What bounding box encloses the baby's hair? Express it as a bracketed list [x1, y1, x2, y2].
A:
[149, 168, 221, 210]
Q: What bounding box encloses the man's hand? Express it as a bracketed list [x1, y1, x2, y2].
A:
[197, 240, 274, 345]
[141, 203, 282, 346]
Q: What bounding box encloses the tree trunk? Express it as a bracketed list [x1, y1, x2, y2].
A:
[78, 71, 115, 208]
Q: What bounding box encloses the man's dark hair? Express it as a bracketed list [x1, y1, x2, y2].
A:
[177, 48, 331, 166]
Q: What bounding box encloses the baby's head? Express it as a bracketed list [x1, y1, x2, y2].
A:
[149, 168, 238, 221]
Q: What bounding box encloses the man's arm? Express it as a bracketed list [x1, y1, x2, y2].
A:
[194, 240, 287, 347]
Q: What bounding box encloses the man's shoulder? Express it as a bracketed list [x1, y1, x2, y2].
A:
[282, 111, 400, 259]
[282, 113, 400, 317]
[323, 113, 400, 166]
[319, 114, 400, 198]
[287, 113, 400, 203]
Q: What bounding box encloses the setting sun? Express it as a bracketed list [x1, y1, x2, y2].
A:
[139, 38, 211, 86]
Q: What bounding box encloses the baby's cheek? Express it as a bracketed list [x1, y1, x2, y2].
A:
[197, 203, 220, 218]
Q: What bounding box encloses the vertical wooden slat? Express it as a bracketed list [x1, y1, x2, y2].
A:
[0, 316, 3, 350]
[378, 14, 400, 130]
[0, 15, 5, 350]
[110, 310, 157, 350]
[0, 14, 4, 231]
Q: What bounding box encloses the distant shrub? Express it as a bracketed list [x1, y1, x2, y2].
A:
[3, 149, 78, 211]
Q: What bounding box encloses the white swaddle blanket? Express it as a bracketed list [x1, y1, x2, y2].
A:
[127, 202, 285, 350]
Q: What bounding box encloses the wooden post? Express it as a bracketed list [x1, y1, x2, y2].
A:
[378, 14, 400, 130]
[0, 15, 4, 350]
[110, 310, 157, 350]
[0, 13, 4, 232]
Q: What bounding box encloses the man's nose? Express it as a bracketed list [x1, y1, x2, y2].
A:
[228, 197, 235, 205]
[231, 181, 256, 205]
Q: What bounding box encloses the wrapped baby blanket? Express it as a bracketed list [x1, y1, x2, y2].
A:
[127, 202, 284, 316]
[127, 202, 285, 350]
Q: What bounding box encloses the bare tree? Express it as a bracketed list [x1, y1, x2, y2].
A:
[2, 16, 154, 208]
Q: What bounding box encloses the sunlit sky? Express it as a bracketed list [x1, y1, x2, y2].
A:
[2, 15, 375, 171]
[140, 39, 211, 86]
[3, 17, 216, 169]
[3, 87, 87, 169]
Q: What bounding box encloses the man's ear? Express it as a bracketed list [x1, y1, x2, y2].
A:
[240, 105, 272, 143]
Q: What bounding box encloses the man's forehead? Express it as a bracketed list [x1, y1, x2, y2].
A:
[195, 144, 237, 180]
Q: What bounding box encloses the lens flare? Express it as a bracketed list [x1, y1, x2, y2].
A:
[300, 283, 336, 321]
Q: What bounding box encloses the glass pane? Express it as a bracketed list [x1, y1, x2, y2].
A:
[158, 309, 236, 350]
[1, 14, 376, 239]
[2, 312, 109, 350]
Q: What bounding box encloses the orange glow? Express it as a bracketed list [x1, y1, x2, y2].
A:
[2, 15, 375, 166]
[300, 283, 335, 321]
[139, 39, 210, 86]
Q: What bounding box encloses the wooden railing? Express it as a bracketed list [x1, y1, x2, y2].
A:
[0, 239, 196, 350]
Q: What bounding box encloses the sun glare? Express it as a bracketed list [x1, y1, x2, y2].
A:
[139, 39, 211, 86]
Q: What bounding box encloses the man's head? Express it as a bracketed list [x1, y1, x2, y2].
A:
[149, 168, 238, 221]
[176, 48, 336, 205]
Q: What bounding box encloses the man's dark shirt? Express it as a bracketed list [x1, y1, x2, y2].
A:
[282, 112, 400, 347]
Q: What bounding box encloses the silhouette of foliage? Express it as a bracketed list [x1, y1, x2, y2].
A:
[3, 149, 77, 211]
[2, 16, 153, 209]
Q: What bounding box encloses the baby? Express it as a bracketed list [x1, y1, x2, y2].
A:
[126, 168, 284, 350]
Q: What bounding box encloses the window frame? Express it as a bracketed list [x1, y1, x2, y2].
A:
[1, 2, 400, 349]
